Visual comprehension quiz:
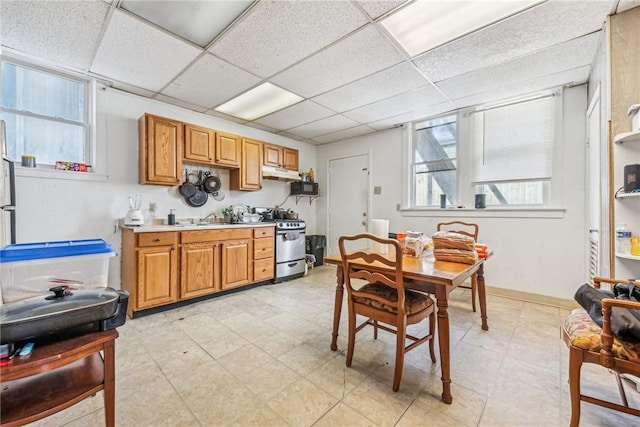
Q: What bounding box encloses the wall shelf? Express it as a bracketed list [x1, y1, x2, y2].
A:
[614, 130, 640, 144]
[294, 195, 320, 205]
[616, 253, 640, 261]
[617, 191, 640, 199]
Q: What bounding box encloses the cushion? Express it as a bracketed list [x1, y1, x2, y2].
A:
[353, 282, 433, 315]
[563, 308, 640, 361]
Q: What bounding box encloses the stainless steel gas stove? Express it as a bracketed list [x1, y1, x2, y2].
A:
[272, 219, 306, 283]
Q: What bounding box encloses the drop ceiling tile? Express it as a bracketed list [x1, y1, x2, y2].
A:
[254, 100, 334, 130]
[451, 66, 591, 110]
[161, 54, 261, 109]
[276, 131, 308, 142]
[203, 109, 247, 124]
[617, 0, 640, 13]
[271, 24, 406, 98]
[209, 0, 368, 78]
[436, 32, 600, 100]
[413, 0, 611, 82]
[153, 94, 210, 113]
[110, 81, 157, 98]
[366, 101, 454, 130]
[91, 10, 202, 92]
[243, 122, 279, 133]
[286, 115, 361, 139]
[343, 84, 448, 123]
[1, 0, 109, 71]
[312, 62, 429, 113]
[311, 125, 378, 144]
[355, 0, 408, 19]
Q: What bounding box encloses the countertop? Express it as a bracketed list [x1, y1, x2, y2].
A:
[119, 222, 275, 233]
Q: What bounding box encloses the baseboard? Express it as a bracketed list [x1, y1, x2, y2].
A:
[485, 285, 579, 310]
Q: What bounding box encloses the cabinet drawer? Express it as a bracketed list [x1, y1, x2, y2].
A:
[254, 227, 275, 238]
[138, 232, 177, 247]
[254, 258, 274, 281]
[181, 228, 252, 243]
[254, 237, 274, 260]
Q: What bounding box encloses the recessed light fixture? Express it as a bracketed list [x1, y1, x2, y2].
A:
[214, 83, 304, 121]
[382, 0, 543, 57]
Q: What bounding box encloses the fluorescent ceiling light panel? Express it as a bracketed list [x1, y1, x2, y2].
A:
[215, 83, 304, 121]
[121, 0, 252, 47]
[382, 0, 543, 57]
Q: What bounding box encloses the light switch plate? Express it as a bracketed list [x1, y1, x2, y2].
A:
[374, 186, 382, 195]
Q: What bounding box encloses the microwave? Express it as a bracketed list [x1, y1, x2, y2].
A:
[291, 181, 318, 196]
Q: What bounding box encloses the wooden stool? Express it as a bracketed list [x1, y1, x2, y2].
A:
[0, 329, 119, 427]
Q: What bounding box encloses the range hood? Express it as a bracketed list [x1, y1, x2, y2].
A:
[262, 166, 300, 181]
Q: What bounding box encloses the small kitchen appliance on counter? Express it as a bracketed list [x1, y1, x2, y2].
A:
[125, 194, 144, 226]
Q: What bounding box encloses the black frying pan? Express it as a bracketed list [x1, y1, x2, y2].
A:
[202, 172, 221, 194]
[178, 170, 197, 198]
[186, 186, 208, 207]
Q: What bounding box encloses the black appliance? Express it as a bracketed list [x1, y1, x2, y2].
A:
[291, 181, 318, 196]
[624, 164, 640, 193]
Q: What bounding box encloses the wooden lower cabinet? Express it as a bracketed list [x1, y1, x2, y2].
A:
[221, 239, 252, 290]
[121, 226, 274, 317]
[181, 243, 220, 299]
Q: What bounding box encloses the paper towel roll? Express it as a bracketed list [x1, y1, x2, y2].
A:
[371, 219, 389, 253]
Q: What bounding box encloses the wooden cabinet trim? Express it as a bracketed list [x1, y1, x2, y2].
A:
[138, 232, 178, 247]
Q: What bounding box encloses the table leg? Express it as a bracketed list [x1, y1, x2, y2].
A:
[435, 286, 453, 404]
[330, 266, 345, 351]
[103, 339, 116, 427]
[477, 264, 489, 331]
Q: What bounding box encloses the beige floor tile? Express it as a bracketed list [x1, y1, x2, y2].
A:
[251, 330, 301, 358]
[235, 359, 303, 400]
[266, 378, 338, 426]
[306, 354, 369, 400]
[342, 376, 416, 426]
[217, 343, 276, 377]
[199, 327, 250, 359]
[228, 402, 288, 426]
[314, 402, 378, 427]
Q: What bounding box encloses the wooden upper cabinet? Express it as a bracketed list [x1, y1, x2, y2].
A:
[184, 123, 215, 164]
[230, 138, 263, 191]
[139, 114, 183, 185]
[263, 143, 282, 168]
[282, 147, 299, 171]
[263, 143, 298, 171]
[215, 132, 241, 168]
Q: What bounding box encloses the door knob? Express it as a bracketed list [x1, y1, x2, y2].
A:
[362, 212, 367, 217]
[362, 220, 367, 226]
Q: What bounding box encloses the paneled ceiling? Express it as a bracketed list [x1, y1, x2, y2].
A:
[2, 0, 637, 145]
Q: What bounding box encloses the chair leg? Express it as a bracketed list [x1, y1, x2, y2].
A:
[346, 306, 356, 367]
[471, 275, 478, 312]
[428, 311, 436, 363]
[393, 322, 406, 392]
[614, 372, 630, 408]
[373, 319, 378, 340]
[568, 346, 583, 427]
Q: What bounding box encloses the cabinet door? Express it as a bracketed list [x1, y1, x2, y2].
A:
[282, 147, 299, 171]
[215, 132, 241, 167]
[137, 246, 178, 309]
[263, 143, 282, 167]
[221, 239, 251, 290]
[230, 138, 263, 191]
[181, 243, 220, 299]
[184, 124, 215, 164]
[139, 114, 183, 185]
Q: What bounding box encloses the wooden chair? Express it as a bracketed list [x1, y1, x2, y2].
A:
[562, 277, 640, 426]
[436, 221, 479, 311]
[338, 233, 436, 392]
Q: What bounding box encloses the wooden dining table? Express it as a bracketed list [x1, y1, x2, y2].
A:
[324, 250, 489, 404]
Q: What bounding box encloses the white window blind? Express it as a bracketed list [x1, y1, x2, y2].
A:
[472, 95, 554, 184]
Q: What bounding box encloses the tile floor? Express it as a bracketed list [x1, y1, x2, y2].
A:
[28, 266, 640, 426]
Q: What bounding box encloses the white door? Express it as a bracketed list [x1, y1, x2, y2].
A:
[327, 154, 370, 257]
[587, 87, 601, 280]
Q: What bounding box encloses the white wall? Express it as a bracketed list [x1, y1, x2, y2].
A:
[13, 87, 318, 288]
[316, 85, 590, 301]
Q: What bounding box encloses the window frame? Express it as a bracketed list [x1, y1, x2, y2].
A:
[0, 55, 97, 172]
[402, 88, 565, 214]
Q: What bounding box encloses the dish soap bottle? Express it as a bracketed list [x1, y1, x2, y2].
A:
[309, 168, 314, 182]
[167, 209, 176, 226]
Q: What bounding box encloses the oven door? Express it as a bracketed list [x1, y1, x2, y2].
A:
[275, 230, 306, 263]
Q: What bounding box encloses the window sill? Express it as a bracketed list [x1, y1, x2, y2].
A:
[400, 207, 565, 219]
[14, 165, 108, 182]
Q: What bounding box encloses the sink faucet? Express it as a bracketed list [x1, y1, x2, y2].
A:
[200, 212, 217, 223]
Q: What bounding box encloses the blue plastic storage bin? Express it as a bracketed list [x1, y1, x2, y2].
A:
[0, 239, 116, 303]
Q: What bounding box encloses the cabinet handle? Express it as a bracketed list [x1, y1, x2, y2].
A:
[154, 238, 160, 242]
[171, 246, 175, 251]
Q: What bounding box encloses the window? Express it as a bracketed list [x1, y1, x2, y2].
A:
[1, 59, 91, 166]
[471, 92, 555, 206]
[412, 114, 457, 207]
